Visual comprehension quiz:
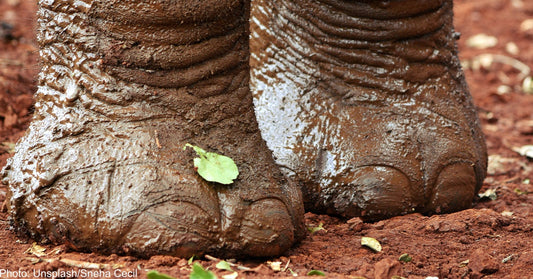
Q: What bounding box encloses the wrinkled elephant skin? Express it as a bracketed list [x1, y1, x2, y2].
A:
[2, 0, 305, 258]
[2, 0, 486, 257]
[251, 0, 486, 219]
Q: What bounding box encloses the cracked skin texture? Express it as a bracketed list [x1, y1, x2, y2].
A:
[2, 0, 486, 257]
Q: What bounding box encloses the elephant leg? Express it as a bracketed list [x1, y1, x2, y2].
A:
[1, 0, 305, 257]
[251, 0, 487, 219]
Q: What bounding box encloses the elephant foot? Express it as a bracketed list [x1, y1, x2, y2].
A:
[251, 0, 487, 220]
[1, 0, 304, 258]
[3, 119, 303, 257]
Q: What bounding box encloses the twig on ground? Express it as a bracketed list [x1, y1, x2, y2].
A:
[469, 53, 531, 80]
[24, 257, 124, 269]
[204, 254, 254, 271]
[0, 59, 22, 66]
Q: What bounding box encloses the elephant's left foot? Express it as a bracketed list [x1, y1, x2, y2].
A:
[250, 0, 487, 220]
[1, 0, 305, 258]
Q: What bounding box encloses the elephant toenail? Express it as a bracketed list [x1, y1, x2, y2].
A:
[426, 162, 477, 214]
[239, 198, 295, 257]
[335, 166, 418, 220]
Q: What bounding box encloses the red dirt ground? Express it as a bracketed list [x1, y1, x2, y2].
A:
[1, 0, 532, 278]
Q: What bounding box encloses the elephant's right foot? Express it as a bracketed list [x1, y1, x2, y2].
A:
[251, 0, 487, 220]
[1, 0, 304, 258]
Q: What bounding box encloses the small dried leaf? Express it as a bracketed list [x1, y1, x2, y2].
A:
[520, 19, 533, 32]
[502, 254, 515, 263]
[466, 34, 498, 49]
[361, 236, 382, 252]
[523, 77, 533, 94]
[307, 222, 326, 234]
[1, 142, 16, 154]
[26, 257, 41, 264]
[267, 261, 282, 272]
[459, 259, 470, 267]
[513, 145, 533, 158]
[487, 155, 519, 175]
[221, 272, 238, 279]
[478, 189, 497, 201]
[501, 211, 514, 217]
[25, 242, 47, 257]
[505, 42, 520, 55]
[496, 85, 512, 95]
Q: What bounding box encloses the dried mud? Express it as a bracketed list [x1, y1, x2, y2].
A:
[1, 0, 532, 278]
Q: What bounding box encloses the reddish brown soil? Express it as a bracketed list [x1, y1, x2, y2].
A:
[1, 0, 532, 278]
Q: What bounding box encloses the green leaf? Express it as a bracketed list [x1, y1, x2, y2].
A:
[147, 270, 178, 279]
[188, 255, 196, 265]
[399, 253, 412, 263]
[361, 236, 382, 252]
[307, 222, 326, 234]
[215, 261, 233, 272]
[190, 263, 217, 279]
[307, 270, 326, 276]
[184, 144, 239, 185]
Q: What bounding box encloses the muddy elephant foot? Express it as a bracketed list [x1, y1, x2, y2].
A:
[1, 0, 304, 257]
[251, 0, 487, 220]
